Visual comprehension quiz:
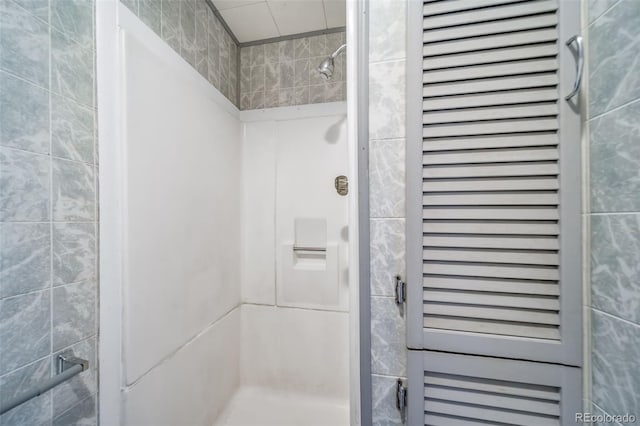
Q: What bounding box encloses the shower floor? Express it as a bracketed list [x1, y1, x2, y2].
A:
[214, 386, 349, 426]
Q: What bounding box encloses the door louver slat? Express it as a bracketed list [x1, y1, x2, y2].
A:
[423, 207, 559, 220]
[423, 44, 559, 71]
[423, 74, 558, 97]
[423, 134, 559, 151]
[423, 0, 557, 30]
[424, 28, 559, 56]
[423, 104, 558, 124]
[423, 0, 529, 16]
[423, 14, 558, 43]
[423, 59, 559, 83]
[423, 177, 559, 191]
[422, 276, 560, 296]
[422, 221, 559, 234]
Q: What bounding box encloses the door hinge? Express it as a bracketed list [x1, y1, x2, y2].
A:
[396, 378, 407, 423]
[395, 275, 406, 305]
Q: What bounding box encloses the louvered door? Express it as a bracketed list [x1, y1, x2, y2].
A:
[405, 0, 583, 421]
[407, 351, 582, 426]
[407, 0, 582, 366]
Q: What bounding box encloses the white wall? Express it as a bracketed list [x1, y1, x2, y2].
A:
[241, 304, 349, 400]
[239, 105, 350, 403]
[240, 107, 349, 311]
[120, 26, 242, 425]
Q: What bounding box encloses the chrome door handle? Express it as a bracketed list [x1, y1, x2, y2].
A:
[565, 35, 584, 101]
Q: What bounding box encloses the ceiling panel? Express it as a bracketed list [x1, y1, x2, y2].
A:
[213, 0, 263, 10]
[219, 2, 280, 42]
[212, 0, 346, 43]
[323, 0, 346, 28]
[266, 0, 326, 36]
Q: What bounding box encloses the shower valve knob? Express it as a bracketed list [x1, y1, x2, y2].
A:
[335, 175, 348, 196]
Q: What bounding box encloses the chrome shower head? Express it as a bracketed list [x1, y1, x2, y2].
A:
[317, 43, 346, 80]
[317, 57, 335, 80]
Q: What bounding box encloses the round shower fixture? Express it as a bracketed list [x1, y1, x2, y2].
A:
[317, 43, 347, 80]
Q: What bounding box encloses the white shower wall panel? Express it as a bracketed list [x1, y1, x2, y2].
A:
[124, 308, 241, 425]
[240, 106, 349, 311]
[121, 28, 242, 422]
[240, 304, 350, 400]
[240, 120, 277, 305]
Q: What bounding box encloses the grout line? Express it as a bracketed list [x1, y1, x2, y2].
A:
[321, 0, 328, 30]
[369, 57, 407, 66]
[588, 211, 640, 216]
[588, 0, 622, 28]
[0, 221, 97, 225]
[588, 97, 640, 122]
[1, 66, 95, 112]
[52, 391, 97, 422]
[0, 286, 53, 302]
[0, 68, 50, 94]
[591, 307, 640, 329]
[369, 217, 407, 220]
[264, 1, 281, 39]
[0, 69, 97, 113]
[0, 353, 50, 380]
[48, 5, 54, 412]
[372, 372, 407, 380]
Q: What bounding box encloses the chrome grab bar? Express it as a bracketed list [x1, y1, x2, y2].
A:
[293, 246, 326, 252]
[565, 35, 584, 101]
[0, 355, 89, 416]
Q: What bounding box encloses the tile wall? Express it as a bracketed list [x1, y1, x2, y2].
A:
[0, 0, 98, 424]
[587, 0, 640, 421]
[367, 0, 407, 424]
[121, 0, 239, 107]
[239, 31, 346, 110]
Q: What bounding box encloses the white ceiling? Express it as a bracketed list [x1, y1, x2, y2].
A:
[213, 0, 346, 43]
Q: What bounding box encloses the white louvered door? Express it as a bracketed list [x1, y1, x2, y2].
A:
[407, 351, 582, 426]
[406, 0, 583, 424]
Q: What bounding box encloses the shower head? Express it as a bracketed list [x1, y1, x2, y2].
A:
[318, 57, 335, 80]
[317, 43, 346, 80]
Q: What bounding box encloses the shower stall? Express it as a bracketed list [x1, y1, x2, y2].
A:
[96, 2, 362, 425]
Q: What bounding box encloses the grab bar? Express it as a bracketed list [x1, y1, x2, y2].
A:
[0, 355, 89, 416]
[293, 246, 326, 252]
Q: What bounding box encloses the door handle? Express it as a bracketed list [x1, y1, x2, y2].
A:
[565, 35, 584, 101]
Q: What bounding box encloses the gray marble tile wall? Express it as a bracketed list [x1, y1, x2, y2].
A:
[121, 0, 239, 107]
[587, 0, 640, 422]
[0, 0, 99, 424]
[239, 31, 346, 110]
[368, 0, 406, 424]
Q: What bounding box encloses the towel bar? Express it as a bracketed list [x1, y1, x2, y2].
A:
[0, 355, 89, 416]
